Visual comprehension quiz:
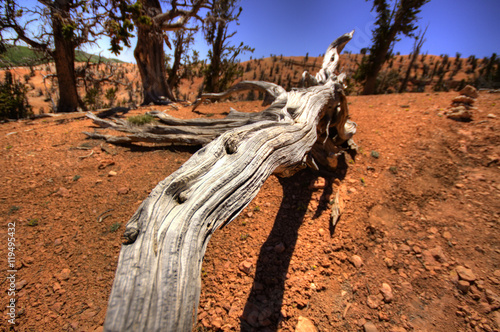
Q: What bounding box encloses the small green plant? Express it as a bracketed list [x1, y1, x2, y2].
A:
[6, 145, 12, 149]
[72, 175, 81, 182]
[8, 206, 20, 215]
[0, 71, 32, 120]
[389, 166, 398, 174]
[253, 205, 260, 212]
[241, 221, 247, 226]
[371, 151, 380, 159]
[84, 86, 102, 110]
[127, 114, 156, 125]
[240, 233, 249, 241]
[105, 87, 118, 107]
[27, 218, 39, 227]
[110, 222, 121, 232]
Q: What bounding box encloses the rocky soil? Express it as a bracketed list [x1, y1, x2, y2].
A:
[1, 90, 499, 331]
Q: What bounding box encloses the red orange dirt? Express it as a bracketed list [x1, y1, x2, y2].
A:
[1, 90, 499, 332]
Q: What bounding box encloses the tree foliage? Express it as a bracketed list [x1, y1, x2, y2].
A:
[202, 0, 253, 93]
[356, 0, 430, 95]
[0, 71, 32, 120]
[0, 0, 107, 112]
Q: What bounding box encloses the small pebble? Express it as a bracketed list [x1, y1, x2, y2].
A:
[350, 255, 363, 268]
[380, 283, 394, 302]
[364, 321, 378, 332]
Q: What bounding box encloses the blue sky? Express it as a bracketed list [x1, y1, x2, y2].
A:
[54, 0, 500, 63]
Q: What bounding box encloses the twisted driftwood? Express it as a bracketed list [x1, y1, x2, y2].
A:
[102, 31, 356, 332]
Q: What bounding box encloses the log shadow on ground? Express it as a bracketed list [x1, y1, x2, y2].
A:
[240, 158, 348, 331]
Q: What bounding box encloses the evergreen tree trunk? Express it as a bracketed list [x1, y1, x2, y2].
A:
[362, 34, 395, 95]
[166, 34, 183, 91]
[51, 0, 79, 112]
[134, 0, 176, 105]
[205, 23, 224, 93]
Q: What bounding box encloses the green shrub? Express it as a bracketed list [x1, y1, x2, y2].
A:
[0, 71, 32, 120]
[127, 114, 156, 125]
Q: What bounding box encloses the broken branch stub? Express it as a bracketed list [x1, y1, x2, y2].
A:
[103, 31, 356, 332]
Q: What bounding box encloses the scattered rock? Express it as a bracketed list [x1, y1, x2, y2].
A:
[210, 316, 223, 329]
[350, 255, 363, 268]
[363, 321, 378, 332]
[485, 289, 500, 310]
[429, 246, 446, 262]
[459, 85, 479, 98]
[457, 280, 470, 294]
[487, 113, 497, 118]
[388, 327, 407, 332]
[98, 159, 115, 169]
[274, 242, 285, 253]
[117, 187, 130, 195]
[51, 302, 64, 313]
[108, 170, 117, 177]
[445, 86, 479, 121]
[54, 187, 71, 197]
[384, 257, 394, 268]
[295, 316, 317, 332]
[244, 308, 260, 327]
[442, 231, 452, 240]
[380, 283, 394, 302]
[452, 95, 475, 105]
[366, 295, 381, 309]
[456, 266, 476, 282]
[81, 309, 97, 320]
[16, 279, 28, 290]
[446, 107, 472, 121]
[493, 311, 500, 329]
[378, 311, 389, 321]
[238, 260, 253, 275]
[309, 177, 326, 189]
[55, 268, 71, 281]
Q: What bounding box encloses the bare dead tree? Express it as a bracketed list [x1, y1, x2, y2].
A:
[87, 31, 357, 332]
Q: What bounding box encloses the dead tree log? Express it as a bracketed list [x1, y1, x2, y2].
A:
[102, 31, 356, 332]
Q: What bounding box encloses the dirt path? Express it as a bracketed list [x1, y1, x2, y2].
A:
[1, 92, 499, 331]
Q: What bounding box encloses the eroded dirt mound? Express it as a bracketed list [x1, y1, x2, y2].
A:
[1, 92, 499, 331]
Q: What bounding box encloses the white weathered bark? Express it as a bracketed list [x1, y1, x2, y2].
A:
[103, 31, 356, 332]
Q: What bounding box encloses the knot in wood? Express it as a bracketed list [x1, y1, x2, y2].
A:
[123, 227, 139, 244]
[177, 191, 189, 203]
[225, 135, 239, 154]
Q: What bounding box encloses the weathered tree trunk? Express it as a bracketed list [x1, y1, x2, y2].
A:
[51, 0, 80, 112]
[361, 34, 395, 95]
[205, 22, 225, 93]
[101, 31, 356, 332]
[167, 31, 190, 91]
[134, 0, 176, 105]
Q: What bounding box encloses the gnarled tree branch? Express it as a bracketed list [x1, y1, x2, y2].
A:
[102, 31, 357, 332]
